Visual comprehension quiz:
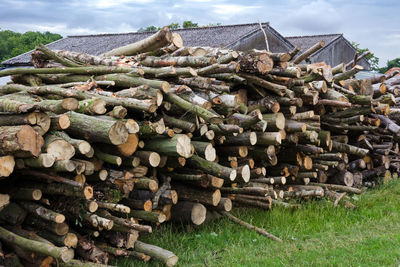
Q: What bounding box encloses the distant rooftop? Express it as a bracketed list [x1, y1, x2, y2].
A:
[2, 22, 292, 67]
[286, 34, 342, 52]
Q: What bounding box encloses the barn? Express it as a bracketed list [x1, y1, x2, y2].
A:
[1, 23, 369, 71]
[1, 23, 293, 68]
[286, 34, 370, 70]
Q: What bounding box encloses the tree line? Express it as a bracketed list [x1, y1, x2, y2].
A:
[0, 30, 62, 65]
[137, 21, 221, 32]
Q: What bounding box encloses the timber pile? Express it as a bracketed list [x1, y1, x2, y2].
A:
[0, 26, 397, 266]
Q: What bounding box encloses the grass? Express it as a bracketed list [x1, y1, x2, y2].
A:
[114, 181, 400, 267]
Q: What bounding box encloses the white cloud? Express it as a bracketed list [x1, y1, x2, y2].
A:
[87, 0, 153, 9]
[213, 4, 260, 15]
[282, 0, 343, 33]
[0, 0, 398, 67]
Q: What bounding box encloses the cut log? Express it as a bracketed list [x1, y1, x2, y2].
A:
[171, 201, 206, 225]
[188, 155, 237, 181]
[66, 111, 128, 145]
[220, 211, 282, 242]
[143, 134, 192, 158]
[0, 226, 74, 263]
[0, 156, 15, 177]
[329, 171, 354, 187]
[103, 26, 172, 56]
[293, 41, 325, 64]
[134, 241, 178, 267]
[173, 184, 221, 206]
[19, 201, 65, 223]
[0, 125, 43, 157]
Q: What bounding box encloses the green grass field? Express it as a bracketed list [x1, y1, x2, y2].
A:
[114, 181, 400, 267]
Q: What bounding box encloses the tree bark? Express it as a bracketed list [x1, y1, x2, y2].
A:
[143, 134, 192, 158]
[220, 211, 282, 242]
[0, 226, 74, 263]
[134, 240, 178, 266]
[66, 111, 128, 145]
[103, 26, 172, 56]
[170, 201, 206, 225]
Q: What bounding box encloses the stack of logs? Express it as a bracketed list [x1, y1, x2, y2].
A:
[0, 26, 397, 266]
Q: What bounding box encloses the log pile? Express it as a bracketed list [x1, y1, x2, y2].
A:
[0, 26, 397, 266]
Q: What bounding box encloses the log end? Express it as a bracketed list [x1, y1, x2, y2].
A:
[191, 203, 207, 225]
[57, 114, 71, 130]
[303, 156, 313, 170]
[0, 155, 15, 177]
[241, 165, 250, 183]
[205, 144, 216, 162]
[92, 99, 107, 114]
[64, 233, 78, 248]
[212, 189, 222, 207]
[78, 141, 92, 155]
[125, 119, 140, 134]
[31, 189, 42, 200]
[176, 134, 193, 158]
[171, 33, 183, 48]
[18, 125, 44, 157]
[47, 139, 75, 161]
[62, 98, 79, 111]
[230, 169, 237, 181]
[117, 134, 139, 157]
[149, 152, 161, 167]
[166, 255, 179, 267]
[109, 121, 129, 145]
[161, 81, 171, 94]
[144, 200, 153, 212]
[87, 201, 99, 213]
[250, 132, 258, 146]
[83, 186, 94, 200]
[60, 248, 75, 263]
[55, 214, 66, 224]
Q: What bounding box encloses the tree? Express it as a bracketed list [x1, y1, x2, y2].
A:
[351, 42, 379, 71]
[377, 58, 400, 74]
[206, 23, 222, 27]
[136, 21, 201, 32]
[182, 21, 198, 28]
[137, 26, 159, 32]
[167, 23, 180, 30]
[0, 30, 62, 65]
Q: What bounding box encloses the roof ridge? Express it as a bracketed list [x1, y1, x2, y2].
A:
[285, 33, 343, 39]
[67, 22, 268, 38]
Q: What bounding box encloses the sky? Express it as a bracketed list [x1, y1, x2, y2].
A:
[0, 0, 399, 66]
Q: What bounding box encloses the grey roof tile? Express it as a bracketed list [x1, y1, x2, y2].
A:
[286, 34, 342, 52]
[3, 22, 285, 66]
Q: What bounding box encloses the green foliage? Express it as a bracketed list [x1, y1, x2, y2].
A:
[351, 42, 380, 71]
[0, 29, 62, 64]
[114, 180, 400, 266]
[206, 22, 222, 27]
[167, 22, 180, 30]
[137, 26, 159, 33]
[377, 57, 400, 74]
[182, 21, 199, 28]
[137, 21, 203, 32]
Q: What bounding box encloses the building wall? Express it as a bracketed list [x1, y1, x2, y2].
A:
[229, 30, 292, 53]
[311, 38, 370, 70]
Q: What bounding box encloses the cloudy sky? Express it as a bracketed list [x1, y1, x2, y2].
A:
[0, 0, 399, 66]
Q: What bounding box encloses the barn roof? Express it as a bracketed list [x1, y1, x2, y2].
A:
[285, 34, 342, 52]
[2, 22, 293, 67]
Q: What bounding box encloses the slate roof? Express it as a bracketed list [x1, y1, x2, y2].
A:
[2, 22, 292, 67]
[285, 34, 342, 52]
